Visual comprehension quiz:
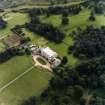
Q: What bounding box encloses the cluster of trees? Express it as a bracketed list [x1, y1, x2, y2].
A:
[93, 2, 105, 14]
[89, 11, 96, 21]
[21, 55, 105, 105]
[61, 12, 69, 25]
[69, 26, 105, 59]
[21, 96, 37, 105]
[0, 48, 24, 63]
[91, 96, 105, 105]
[11, 25, 25, 36]
[0, 16, 7, 29]
[20, 4, 82, 16]
[11, 25, 31, 44]
[49, 0, 68, 4]
[25, 16, 65, 43]
[88, 0, 105, 14]
[40, 55, 105, 105]
[47, 5, 82, 15]
[0, 9, 4, 12]
[0, 46, 31, 64]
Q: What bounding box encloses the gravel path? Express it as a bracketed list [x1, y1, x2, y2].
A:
[32, 55, 53, 72]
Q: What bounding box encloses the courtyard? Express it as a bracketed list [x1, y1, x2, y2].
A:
[32, 55, 52, 72]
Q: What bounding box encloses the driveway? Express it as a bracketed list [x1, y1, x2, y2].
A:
[32, 55, 53, 72]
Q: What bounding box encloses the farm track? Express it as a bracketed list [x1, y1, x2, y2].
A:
[0, 65, 35, 93]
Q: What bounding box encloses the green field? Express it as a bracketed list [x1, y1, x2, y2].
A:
[40, 9, 105, 32]
[0, 12, 29, 51]
[10, 0, 84, 10]
[25, 9, 105, 66]
[0, 5, 105, 105]
[0, 12, 29, 38]
[0, 42, 6, 52]
[0, 55, 52, 105]
[0, 55, 33, 87]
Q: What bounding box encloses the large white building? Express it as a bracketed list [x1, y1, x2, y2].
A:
[40, 47, 58, 61]
[30, 45, 61, 68]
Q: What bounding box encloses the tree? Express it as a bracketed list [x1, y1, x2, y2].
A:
[50, 0, 55, 6]
[89, 11, 96, 21]
[60, 96, 71, 104]
[21, 96, 36, 105]
[62, 16, 69, 25]
[69, 26, 105, 59]
[61, 56, 68, 65]
[80, 98, 86, 105]
[63, 0, 68, 4]
[26, 15, 65, 43]
[25, 48, 31, 55]
[0, 16, 7, 29]
[74, 85, 84, 99]
[61, 12, 69, 25]
[21, 37, 31, 44]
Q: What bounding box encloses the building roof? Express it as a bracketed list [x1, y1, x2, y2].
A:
[41, 47, 57, 58]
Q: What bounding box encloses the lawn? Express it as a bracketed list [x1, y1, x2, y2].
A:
[0, 11, 52, 105]
[37, 57, 47, 65]
[0, 67, 52, 105]
[0, 42, 6, 52]
[0, 55, 52, 105]
[0, 55, 33, 88]
[23, 28, 48, 46]
[11, 0, 84, 10]
[37, 9, 105, 66]
[40, 9, 105, 34]
[0, 12, 29, 38]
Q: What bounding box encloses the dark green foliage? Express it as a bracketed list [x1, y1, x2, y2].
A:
[21, 37, 31, 44]
[0, 16, 7, 29]
[89, 11, 96, 21]
[11, 25, 25, 36]
[62, 16, 69, 25]
[94, 3, 105, 14]
[25, 16, 65, 43]
[40, 54, 105, 104]
[22, 96, 36, 105]
[27, 3, 82, 16]
[61, 56, 68, 65]
[0, 48, 25, 63]
[25, 48, 31, 55]
[74, 85, 84, 98]
[69, 26, 105, 59]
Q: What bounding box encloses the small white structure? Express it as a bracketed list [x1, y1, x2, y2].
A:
[30, 44, 40, 54]
[41, 47, 58, 61]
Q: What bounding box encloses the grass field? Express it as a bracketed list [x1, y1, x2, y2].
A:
[0, 12, 29, 38]
[10, 0, 84, 10]
[24, 9, 105, 66]
[0, 6, 105, 105]
[0, 55, 52, 105]
[0, 42, 6, 52]
[0, 55, 33, 88]
[0, 12, 29, 52]
[37, 57, 47, 65]
[40, 9, 105, 33]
